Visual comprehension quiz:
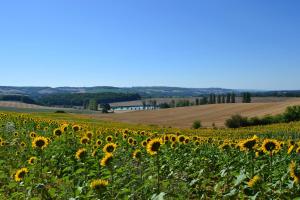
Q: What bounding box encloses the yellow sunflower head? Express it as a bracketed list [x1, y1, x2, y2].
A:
[28, 156, 37, 165]
[86, 131, 93, 139]
[239, 136, 258, 151]
[75, 148, 87, 160]
[146, 138, 163, 156]
[53, 128, 63, 137]
[90, 179, 109, 191]
[247, 175, 261, 188]
[103, 143, 117, 153]
[132, 149, 142, 160]
[80, 136, 90, 145]
[100, 153, 113, 167]
[106, 136, 113, 142]
[95, 139, 102, 147]
[261, 139, 281, 154]
[290, 161, 300, 184]
[72, 125, 81, 132]
[14, 168, 29, 182]
[32, 136, 49, 150]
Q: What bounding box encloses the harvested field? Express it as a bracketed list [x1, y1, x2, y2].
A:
[86, 98, 300, 128]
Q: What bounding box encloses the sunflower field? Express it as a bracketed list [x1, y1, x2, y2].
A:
[1, 112, 300, 199]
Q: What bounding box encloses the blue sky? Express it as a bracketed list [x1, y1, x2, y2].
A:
[0, 0, 299, 90]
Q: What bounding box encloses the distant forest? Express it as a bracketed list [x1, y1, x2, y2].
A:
[0, 93, 141, 107]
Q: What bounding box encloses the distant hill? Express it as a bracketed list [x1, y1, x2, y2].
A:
[0, 86, 237, 98]
[1, 86, 299, 99]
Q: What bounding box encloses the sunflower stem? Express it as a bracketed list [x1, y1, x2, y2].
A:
[156, 152, 160, 194]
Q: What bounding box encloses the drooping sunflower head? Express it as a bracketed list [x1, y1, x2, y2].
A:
[290, 161, 300, 184]
[90, 179, 109, 191]
[75, 148, 87, 160]
[100, 153, 113, 167]
[103, 143, 117, 153]
[132, 149, 142, 160]
[146, 138, 163, 156]
[261, 139, 281, 154]
[14, 167, 29, 182]
[247, 175, 261, 188]
[32, 136, 49, 150]
[53, 128, 63, 137]
[28, 156, 37, 165]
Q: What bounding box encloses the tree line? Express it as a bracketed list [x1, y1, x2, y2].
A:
[158, 93, 251, 109]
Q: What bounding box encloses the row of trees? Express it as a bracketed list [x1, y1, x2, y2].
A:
[158, 93, 252, 109]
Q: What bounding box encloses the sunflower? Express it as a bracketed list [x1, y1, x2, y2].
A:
[103, 143, 117, 153]
[20, 141, 26, 148]
[261, 139, 281, 154]
[184, 138, 190, 144]
[30, 132, 37, 138]
[106, 136, 113, 142]
[239, 135, 259, 151]
[100, 153, 113, 167]
[133, 149, 142, 160]
[290, 161, 300, 184]
[53, 128, 63, 137]
[28, 156, 37, 165]
[14, 168, 29, 182]
[219, 143, 231, 150]
[288, 145, 295, 154]
[122, 134, 128, 140]
[128, 137, 134, 145]
[296, 147, 300, 154]
[90, 179, 109, 191]
[248, 175, 261, 188]
[141, 140, 147, 147]
[146, 138, 162, 156]
[86, 131, 93, 139]
[170, 135, 177, 143]
[72, 125, 80, 132]
[76, 148, 87, 160]
[178, 135, 185, 143]
[14, 132, 19, 137]
[80, 136, 89, 145]
[32, 136, 49, 149]
[95, 139, 102, 147]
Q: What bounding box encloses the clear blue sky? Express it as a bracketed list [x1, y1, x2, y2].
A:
[0, 0, 299, 90]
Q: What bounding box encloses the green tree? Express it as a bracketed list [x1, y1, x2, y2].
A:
[231, 93, 236, 103]
[88, 99, 98, 111]
[226, 93, 231, 103]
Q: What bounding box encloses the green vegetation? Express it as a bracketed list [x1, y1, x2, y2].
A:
[36, 92, 141, 107]
[225, 105, 300, 128]
[192, 120, 202, 129]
